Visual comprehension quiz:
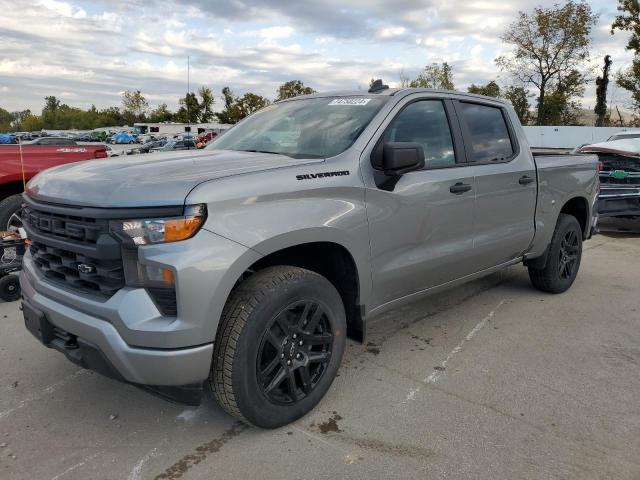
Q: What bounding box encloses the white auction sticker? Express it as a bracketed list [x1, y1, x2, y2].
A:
[328, 98, 371, 106]
[56, 148, 88, 153]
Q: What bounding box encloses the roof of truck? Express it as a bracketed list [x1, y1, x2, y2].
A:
[278, 88, 509, 105]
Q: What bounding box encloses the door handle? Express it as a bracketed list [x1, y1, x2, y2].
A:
[449, 182, 472, 194]
[519, 175, 535, 185]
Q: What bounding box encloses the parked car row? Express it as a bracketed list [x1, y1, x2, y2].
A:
[124, 133, 211, 154]
[0, 131, 60, 143]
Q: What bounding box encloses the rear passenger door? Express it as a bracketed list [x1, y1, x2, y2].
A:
[454, 100, 536, 270]
[364, 96, 477, 307]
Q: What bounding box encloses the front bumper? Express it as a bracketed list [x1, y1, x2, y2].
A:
[19, 226, 261, 394]
[598, 185, 640, 217]
[20, 266, 213, 388]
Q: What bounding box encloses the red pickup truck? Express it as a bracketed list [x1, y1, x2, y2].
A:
[0, 144, 107, 229]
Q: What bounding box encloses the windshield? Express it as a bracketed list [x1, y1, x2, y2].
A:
[208, 96, 388, 158]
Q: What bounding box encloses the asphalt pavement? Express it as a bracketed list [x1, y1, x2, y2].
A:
[1, 227, 639, 480]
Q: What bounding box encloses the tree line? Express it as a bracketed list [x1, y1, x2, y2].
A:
[0, 80, 314, 132]
[3, 0, 640, 131]
[392, 1, 640, 127]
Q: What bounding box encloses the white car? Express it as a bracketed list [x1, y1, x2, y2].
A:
[606, 130, 640, 142]
[105, 145, 119, 157]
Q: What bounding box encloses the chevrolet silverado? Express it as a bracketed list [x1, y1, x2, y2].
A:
[20, 84, 598, 428]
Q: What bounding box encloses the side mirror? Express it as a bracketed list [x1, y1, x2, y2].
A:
[373, 142, 425, 176]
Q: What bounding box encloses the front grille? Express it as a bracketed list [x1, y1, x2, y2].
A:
[602, 158, 640, 173]
[23, 207, 107, 245]
[23, 200, 180, 315]
[599, 173, 640, 185]
[23, 203, 125, 298]
[600, 155, 640, 185]
[30, 241, 125, 297]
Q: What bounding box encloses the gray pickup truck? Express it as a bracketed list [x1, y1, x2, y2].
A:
[19, 84, 598, 428]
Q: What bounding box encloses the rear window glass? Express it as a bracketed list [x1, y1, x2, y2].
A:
[459, 103, 514, 162]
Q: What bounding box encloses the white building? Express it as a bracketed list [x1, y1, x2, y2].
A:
[523, 126, 634, 149]
[132, 122, 231, 137]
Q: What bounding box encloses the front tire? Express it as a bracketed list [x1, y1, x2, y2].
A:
[210, 266, 346, 428]
[528, 214, 583, 293]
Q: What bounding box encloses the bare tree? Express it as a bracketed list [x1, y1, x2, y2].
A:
[398, 69, 410, 88]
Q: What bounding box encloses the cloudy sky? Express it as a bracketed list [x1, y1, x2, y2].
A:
[0, 0, 634, 113]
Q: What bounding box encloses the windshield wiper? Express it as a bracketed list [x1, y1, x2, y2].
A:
[235, 149, 324, 159]
[239, 149, 290, 157]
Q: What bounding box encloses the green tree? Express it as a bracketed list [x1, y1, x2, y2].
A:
[504, 86, 532, 125]
[409, 62, 455, 90]
[611, 0, 640, 51]
[198, 87, 215, 122]
[467, 80, 501, 97]
[496, 0, 597, 125]
[148, 103, 174, 123]
[41, 96, 61, 128]
[0, 107, 12, 131]
[236, 93, 270, 117]
[616, 62, 640, 112]
[175, 92, 201, 123]
[537, 70, 585, 125]
[276, 80, 315, 100]
[595, 55, 613, 126]
[215, 87, 270, 124]
[612, 0, 640, 114]
[121, 90, 149, 124]
[215, 87, 237, 124]
[15, 111, 43, 131]
[97, 106, 124, 127]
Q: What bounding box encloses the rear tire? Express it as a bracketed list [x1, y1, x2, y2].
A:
[0, 194, 24, 231]
[528, 214, 583, 293]
[210, 266, 346, 428]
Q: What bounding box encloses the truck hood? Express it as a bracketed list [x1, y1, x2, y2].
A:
[26, 149, 321, 207]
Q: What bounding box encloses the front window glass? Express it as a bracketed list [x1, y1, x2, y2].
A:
[382, 100, 456, 168]
[208, 96, 388, 159]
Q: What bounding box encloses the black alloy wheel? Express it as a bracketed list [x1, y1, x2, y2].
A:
[528, 213, 583, 294]
[210, 266, 346, 428]
[257, 300, 333, 405]
[558, 229, 580, 279]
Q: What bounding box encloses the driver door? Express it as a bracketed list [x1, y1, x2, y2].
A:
[363, 96, 477, 308]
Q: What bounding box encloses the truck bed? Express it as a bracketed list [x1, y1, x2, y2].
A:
[526, 152, 599, 259]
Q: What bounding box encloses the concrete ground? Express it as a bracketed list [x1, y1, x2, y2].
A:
[1, 226, 639, 480]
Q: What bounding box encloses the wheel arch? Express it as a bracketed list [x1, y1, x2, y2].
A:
[559, 196, 589, 239]
[0, 181, 26, 202]
[525, 196, 589, 270]
[232, 237, 367, 343]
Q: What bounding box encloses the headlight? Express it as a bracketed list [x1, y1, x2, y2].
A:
[110, 205, 207, 316]
[110, 204, 206, 246]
